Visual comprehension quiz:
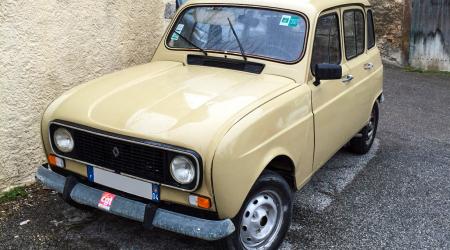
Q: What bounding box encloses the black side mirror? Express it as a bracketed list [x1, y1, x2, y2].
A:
[314, 64, 342, 86]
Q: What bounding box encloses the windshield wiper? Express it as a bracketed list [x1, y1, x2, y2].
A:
[173, 31, 207, 56]
[227, 18, 247, 61]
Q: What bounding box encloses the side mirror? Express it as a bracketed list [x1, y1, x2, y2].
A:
[313, 64, 342, 86]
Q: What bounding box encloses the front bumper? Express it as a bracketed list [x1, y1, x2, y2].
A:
[35, 165, 235, 241]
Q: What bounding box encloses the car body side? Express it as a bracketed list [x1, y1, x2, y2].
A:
[194, 0, 383, 218]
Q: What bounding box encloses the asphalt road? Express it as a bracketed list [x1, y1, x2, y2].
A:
[1, 65, 449, 249]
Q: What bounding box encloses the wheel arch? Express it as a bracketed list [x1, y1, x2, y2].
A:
[265, 155, 297, 190]
[213, 144, 303, 219]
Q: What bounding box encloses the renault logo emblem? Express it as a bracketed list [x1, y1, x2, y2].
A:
[112, 147, 120, 158]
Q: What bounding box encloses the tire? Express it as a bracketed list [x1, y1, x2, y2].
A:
[217, 170, 293, 250]
[348, 101, 379, 155]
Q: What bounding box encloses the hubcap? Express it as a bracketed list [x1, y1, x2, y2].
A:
[240, 191, 283, 249]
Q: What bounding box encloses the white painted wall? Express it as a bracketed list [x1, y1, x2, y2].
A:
[410, 32, 450, 71]
[0, 0, 168, 191]
[409, 0, 450, 71]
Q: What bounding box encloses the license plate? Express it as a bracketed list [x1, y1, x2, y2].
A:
[87, 165, 160, 202]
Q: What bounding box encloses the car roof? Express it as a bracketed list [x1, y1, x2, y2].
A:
[184, 0, 371, 16]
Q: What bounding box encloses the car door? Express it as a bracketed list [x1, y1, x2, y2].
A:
[309, 7, 368, 170]
[309, 9, 350, 170]
[364, 8, 384, 105]
[340, 6, 377, 136]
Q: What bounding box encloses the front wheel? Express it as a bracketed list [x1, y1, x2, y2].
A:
[219, 171, 293, 250]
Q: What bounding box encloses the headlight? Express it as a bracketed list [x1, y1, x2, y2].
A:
[170, 156, 195, 184]
[54, 128, 74, 153]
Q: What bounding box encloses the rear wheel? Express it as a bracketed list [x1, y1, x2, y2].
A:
[218, 171, 293, 250]
[348, 102, 379, 155]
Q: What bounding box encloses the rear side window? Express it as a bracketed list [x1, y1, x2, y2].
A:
[343, 10, 365, 59]
[311, 13, 341, 74]
[367, 10, 376, 49]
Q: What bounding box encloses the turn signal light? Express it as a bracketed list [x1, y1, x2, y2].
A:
[48, 154, 65, 168]
[189, 194, 211, 209]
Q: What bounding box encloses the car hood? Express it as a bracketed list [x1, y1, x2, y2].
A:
[46, 61, 296, 159]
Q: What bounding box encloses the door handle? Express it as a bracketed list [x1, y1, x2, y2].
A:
[341, 74, 354, 83]
[364, 63, 374, 70]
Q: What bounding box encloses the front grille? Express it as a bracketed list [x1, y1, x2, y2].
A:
[49, 121, 200, 190]
[73, 129, 167, 182]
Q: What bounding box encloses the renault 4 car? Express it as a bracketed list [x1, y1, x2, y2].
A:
[37, 0, 383, 249]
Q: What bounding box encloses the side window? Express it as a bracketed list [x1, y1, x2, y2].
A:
[367, 10, 376, 49]
[311, 13, 341, 74]
[343, 10, 365, 59]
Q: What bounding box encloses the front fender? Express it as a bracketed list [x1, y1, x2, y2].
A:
[212, 85, 314, 219]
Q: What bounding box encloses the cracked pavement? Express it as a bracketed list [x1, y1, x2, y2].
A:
[1, 65, 449, 249]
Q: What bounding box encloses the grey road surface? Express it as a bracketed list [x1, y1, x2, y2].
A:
[0, 65, 449, 249]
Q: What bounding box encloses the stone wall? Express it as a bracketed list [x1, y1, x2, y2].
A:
[369, 0, 406, 65]
[0, 0, 167, 191]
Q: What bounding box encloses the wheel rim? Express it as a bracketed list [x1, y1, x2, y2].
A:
[365, 108, 376, 145]
[239, 191, 283, 249]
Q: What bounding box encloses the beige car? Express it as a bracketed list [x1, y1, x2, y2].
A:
[36, 0, 383, 249]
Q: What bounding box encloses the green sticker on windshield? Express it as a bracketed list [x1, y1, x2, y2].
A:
[280, 15, 299, 27]
[280, 15, 291, 26]
[289, 17, 300, 27]
[171, 24, 185, 41]
[171, 33, 179, 41]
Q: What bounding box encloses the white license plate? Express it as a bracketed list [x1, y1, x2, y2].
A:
[86, 166, 160, 201]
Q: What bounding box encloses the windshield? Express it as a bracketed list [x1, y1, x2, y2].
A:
[167, 6, 307, 63]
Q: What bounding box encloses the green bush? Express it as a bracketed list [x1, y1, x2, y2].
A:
[0, 187, 27, 203]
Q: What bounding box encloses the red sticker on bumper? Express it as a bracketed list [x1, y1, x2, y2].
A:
[98, 192, 116, 211]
